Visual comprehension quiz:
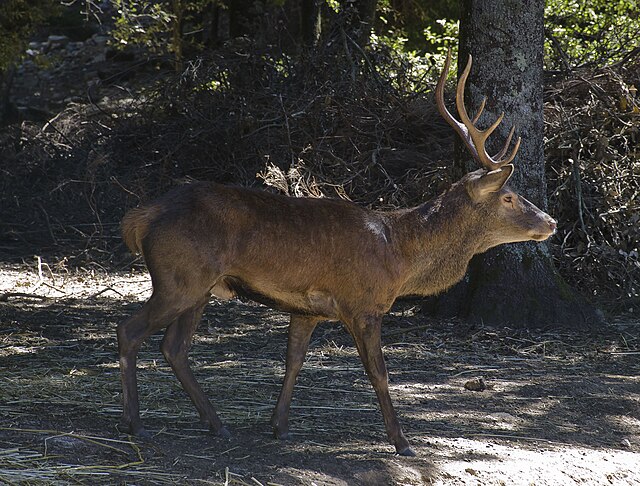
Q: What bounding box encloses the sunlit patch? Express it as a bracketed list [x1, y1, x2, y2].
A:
[418, 437, 640, 484]
[0, 266, 153, 301]
[2, 346, 37, 356]
[365, 218, 388, 243]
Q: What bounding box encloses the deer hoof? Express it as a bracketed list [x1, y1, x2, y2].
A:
[396, 446, 416, 457]
[136, 428, 153, 439]
[272, 425, 291, 440]
[214, 425, 231, 439]
[121, 422, 152, 438]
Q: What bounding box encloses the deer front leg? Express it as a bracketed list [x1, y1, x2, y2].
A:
[271, 314, 319, 440]
[350, 314, 414, 456]
[160, 298, 230, 438]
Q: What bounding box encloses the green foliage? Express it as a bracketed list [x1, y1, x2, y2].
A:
[422, 17, 459, 64]
[110, 0, 220, 57]
[544, 0, 639, 69]
[326, 0, 340, 13]
[374, 0, 637, 70]
[0, 0, 58, 72]
[372, 1, 459, 90]
[111, 0, 175, 53]
[368, 34, 430, 92]
[375, 0, 459, 52]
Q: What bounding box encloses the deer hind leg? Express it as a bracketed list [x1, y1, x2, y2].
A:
[117, 292, 184, 436]
[349, 315, 414, 456]
[271, 314, 320, 440]
[160, 296, 230, 438]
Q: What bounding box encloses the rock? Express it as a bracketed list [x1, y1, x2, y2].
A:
[464, 377, 487, 392]
[489, 412, 519, 422]
[85, 70, 99, 81]
[45, 35, 70, 52]
[91, 34, 109, 47]
[66, 41, 85, 52]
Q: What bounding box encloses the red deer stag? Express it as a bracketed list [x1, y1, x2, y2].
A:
[117, 51, 556, 456]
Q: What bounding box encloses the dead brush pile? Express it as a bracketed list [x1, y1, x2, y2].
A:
[544, 54, 640, 312]
[0, 36, 453, 267]
[104, 37, 454, 210]
[0, 37, 638, 312]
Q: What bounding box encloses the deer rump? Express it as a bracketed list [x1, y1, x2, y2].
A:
[122, 182, 402, 322]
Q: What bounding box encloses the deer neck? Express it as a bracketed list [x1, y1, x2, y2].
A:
[390, 188, 486, 297]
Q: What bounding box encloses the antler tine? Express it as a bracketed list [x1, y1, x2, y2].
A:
[493, 125, 515, 160]
[436, 50, 482, 161]
[454, 54, 504, 145]
[498, 135, 522, 165]
[472, 97, 486, 125]
[437, 50, 521, 170]
[491, 125, 522, 165]
[453, 54, 475, 129]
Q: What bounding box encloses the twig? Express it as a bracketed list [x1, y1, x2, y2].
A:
[89, 286, 125, 298]
[466, 432, 573, 446]
[35, 202, 57, 245]
[0, 292, 48, 302]
[544, 28, 572, 75]
[278, 94, 294, 167]
[598, 350, 640, 355]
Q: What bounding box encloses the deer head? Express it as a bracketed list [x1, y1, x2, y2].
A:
[435, 50, 557, 247]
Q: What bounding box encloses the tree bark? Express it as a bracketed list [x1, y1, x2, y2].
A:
[427, 0, 603, 328]
[171, 0, 184, 72]
[0, 66, 17, 126]
[301, 0, 322, 47]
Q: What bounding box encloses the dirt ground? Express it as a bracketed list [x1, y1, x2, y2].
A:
[1, 263, 639, 485]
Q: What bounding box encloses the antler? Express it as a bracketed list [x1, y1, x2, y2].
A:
[435, 49, 521, 170]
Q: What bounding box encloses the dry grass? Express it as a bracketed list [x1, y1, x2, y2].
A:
[1, 268, 639, 484]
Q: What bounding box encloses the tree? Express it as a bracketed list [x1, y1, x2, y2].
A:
[0, 0, 58, 125]
[428, 0, 602, 327]
[300, 0, 322, 46]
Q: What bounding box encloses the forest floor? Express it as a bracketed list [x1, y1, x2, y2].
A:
[1, 263, 639, 485]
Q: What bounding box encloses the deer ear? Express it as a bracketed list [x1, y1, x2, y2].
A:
[467, 164, 514, 200]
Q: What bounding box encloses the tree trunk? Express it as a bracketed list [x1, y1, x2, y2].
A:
[171, 0, 184, 72]
[201, 3, 231, 49]
[301, 0, 322, 47]
[427, 0, 603, 328]
[0, 66, 17, 126]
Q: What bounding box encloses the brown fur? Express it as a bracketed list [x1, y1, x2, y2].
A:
[117, 51, 556, 456]
[121, 205, 162, 255]
[116, 170, 555, 456]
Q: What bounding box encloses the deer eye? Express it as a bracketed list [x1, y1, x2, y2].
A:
[503, 195, 514, 204]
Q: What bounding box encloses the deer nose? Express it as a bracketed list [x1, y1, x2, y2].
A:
[548, 218, 557, 233]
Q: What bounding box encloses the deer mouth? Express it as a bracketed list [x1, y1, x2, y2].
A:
[530, 230, 555, 241]
[529, 220, 557, 241]
[531, 233, 550, 241]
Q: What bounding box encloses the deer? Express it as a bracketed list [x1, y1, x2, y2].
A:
[117, 51, 557, 457]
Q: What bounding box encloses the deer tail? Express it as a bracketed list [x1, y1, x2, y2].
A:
[121, 205, 160, 255]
